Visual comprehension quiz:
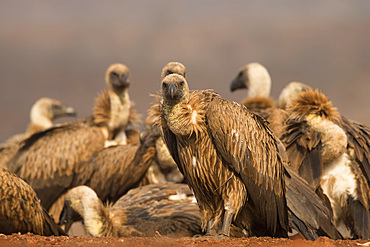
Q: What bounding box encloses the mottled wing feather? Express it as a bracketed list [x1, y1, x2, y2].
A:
[159, 114, 184, 175]
[83, 139, 155, 203]
[205, 97, 289, 234]
[0, 168, 65, 236]
[113, 183, 201, 237]
[338, 116, 370, 188]
[8, 122, 106, 210]
[284, 166, 342, 240]
[280, 119, 323, 189]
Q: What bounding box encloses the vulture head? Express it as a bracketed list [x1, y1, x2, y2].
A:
[105, 63, 131, 93]
[278, 81, 312, 109]
[31, 97, 76, 121]
[230, 62, 271, 98]
[28, 97, 76, 132]
[161, 62, 187, 80]
[161, 74, 189, 103]
[59, 186, 100, 233]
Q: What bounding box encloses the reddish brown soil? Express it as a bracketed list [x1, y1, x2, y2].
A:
[0, 234, 368, 247]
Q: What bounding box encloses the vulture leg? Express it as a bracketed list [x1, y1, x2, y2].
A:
[219, 205, 235, 237]
[206, 218, 217, 236]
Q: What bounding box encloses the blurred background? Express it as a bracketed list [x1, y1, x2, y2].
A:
[0, 0, 369, 142]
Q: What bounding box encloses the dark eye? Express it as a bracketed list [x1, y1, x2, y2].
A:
[238, 71, 243, 77]
[179, 81, 184, 87]
[166, 70, 173, 76]
[110, 72, 119, 78]
[162, 83, 168, 89]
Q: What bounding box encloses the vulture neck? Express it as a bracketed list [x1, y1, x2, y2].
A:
[247, 75, 271, 99]
[108, 89, 131, 143]
[80, 194, 109, 237]
[27, 106, 52, 134]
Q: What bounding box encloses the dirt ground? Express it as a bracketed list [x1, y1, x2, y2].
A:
[0, 234, 369, 247]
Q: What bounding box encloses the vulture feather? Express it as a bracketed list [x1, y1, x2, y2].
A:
[59, 183, 201, 237]
[7, 63, 140, 211]
[0, 167, 65, 236]
[48, 120, 157, 222]
[280, 88, 370, 239]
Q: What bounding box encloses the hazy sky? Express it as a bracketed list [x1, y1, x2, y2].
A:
[1, 1, 369, 141]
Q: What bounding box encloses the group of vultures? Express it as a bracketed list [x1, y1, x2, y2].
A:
[0, 61, 369, 240]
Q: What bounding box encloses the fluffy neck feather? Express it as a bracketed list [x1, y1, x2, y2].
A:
[93, 89, 131, 142]
[288, 89, 340, 123]
[162, 90, 210, 137]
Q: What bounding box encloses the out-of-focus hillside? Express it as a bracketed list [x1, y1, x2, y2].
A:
[0, 0, 369, 141]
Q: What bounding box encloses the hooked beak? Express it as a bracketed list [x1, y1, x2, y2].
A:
[230, 77, 247, 92]
[168, 83, 177, 98]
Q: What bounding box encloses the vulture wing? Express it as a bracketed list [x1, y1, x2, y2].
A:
[8, 121, 105, 210]
[0, 168, 65, 236]
[280, 118, 323, 189]
[205, 96, 289, 235]
[284, 166, 342, 240]
[338, 116, 370, 187]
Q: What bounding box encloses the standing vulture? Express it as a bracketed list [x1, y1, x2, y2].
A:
[280, 88, 370, 239]
[0, 97, 76, 167]
[59, 183, 201, 237]
[7, 63, 140, 211]
[159, 73, 289, 237]
[140, 61, 187, 185]
[0, 167, 65, 236]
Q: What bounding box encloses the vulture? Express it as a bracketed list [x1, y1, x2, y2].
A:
[159, 73, 289, 237]
[7, 63, 140, 211]
[140, 61, 187, 185]
[230, 62, 276, 119]
[0, 97, 76, 167]
[0, 167, 65, 236]
[59, 183, 201, 237]
[280, 88, 370, 239]
[157, 73, 342, 239]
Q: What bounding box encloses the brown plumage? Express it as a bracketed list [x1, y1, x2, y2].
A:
[7, 63, 140, 211]
[48, 122, 157, 222]
[230, 62, 276, 119]
[280, 88, 370, 239]
[0, 168, 65, 236]
[59, 183, 201, 237]
[159, 73, 289, 237]
[0, 97, 76, 167]
[267, 81, 312, 138]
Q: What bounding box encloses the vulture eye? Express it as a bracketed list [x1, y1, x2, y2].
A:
[162, 83, 168, 90]
[110, 72, 119, 78]
[166, 70, 173, 76]
[179, 81, 184, 87]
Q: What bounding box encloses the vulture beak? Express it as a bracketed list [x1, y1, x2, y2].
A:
[230, 77, 247, 92]
[168, 83, 177, 99]
[54, 105, 77, 118]
[112, 74, 130, 90]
